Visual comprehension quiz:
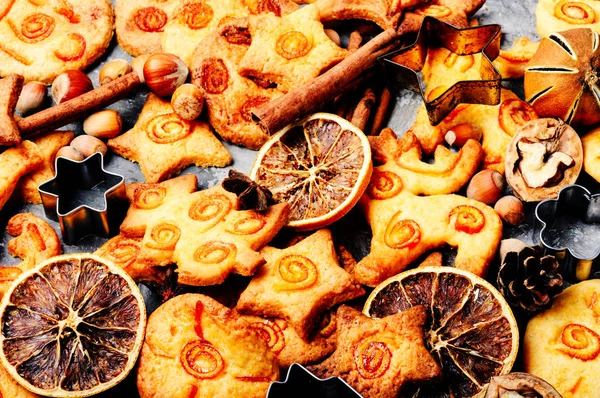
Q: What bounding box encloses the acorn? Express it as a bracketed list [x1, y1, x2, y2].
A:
[466, 169, 505, 205]
[99, 59, 132, 85]
[171, 84, 204, 120]
[83, 110, 123, 139]
[51, 70, 93, 104]
[70, 135, 107, 158]
[143, 53, 189, 98]
[16, 81, 46, 114]
[494, 195, 525, 226]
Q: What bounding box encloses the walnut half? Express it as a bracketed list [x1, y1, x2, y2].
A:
[505, 118, 582, 202]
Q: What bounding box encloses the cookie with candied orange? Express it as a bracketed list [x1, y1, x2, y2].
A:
[0, 0, 114, 83]
[397, 0, 486, 35]
[137, 294, 279, 398]
[525, 280, 600, 398]
[536, 0, 600, 38]
[236, 229, 364, 340]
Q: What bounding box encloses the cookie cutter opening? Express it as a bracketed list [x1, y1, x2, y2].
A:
[267, 363, 361, 398]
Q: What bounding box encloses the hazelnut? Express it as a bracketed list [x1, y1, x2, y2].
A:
[444, 123, 483, 147]
[466, 169, 505, 205]
[494, 195, 525, 226]
[70, 135, 107, 158]
[325, 29, 341, 46]
[131, 54, 151, 84]
[143, 53, 189, 98]
[99, 59, 132, 85]
[83, 110, 123, 139]
[55, 146, 84, 162]
[16, 81, 46, 114]
[51, 70, 93, 104]
[171, 84, 204, 120]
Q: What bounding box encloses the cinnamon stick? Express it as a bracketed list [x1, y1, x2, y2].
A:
[252, 28, 401, 134]
[18, 72, 141, 138]
[350, 87, 377, 131]
[369, 86, 392, 135]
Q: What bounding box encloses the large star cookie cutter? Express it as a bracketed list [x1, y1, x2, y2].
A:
[267, 364, 361, 398]
[380, 16, 502, 125]
[535, 184, 600, 282]
[38, 152, 128, 245]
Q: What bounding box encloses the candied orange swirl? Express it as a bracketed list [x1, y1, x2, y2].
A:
[555, 1, 595, 24]
[228, 213, 266, 235]
[276, 254, 318, 291]
[384, 217, 421, 249]
[558, 324, 600, 361]
[416, 5, 452, 18]
[240, 96, 270, 122]
[54, 33, 86, 61]
[183, 3, 214, 29]
[220, 24, 251, 45]
[188, 193, 232, 223]
[193, 241, 236, 265]
[133, 185, 167, 210]
[318, 312, 337, 338]
[367, 171, 403, 200]
[276, 31, 312, 60]
[449, 205, 486, 234]
[498, 99, 538, 137]
[180, 340, 225, 379]
[146, 114, 192, 144]
[200, 58, 229, 94]
[105, 237, 140, 266]
[15, 13, 55, 43]
[354, 341, 392, 379]
[146, 223, 180, 250]
[249, 320, 285, 354]
[134, 7, 168, 32]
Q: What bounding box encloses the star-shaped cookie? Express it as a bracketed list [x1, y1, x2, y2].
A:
[118, 175, 290, 286]
[238, 4, 347, 93]
[397, 0, 486, 35]
[190, 19, 283, 150]
[308, 305, 441, 398]
[108, 93, 231, 183]
[11, 131, 74, 204]
[236, 229, 364, 340]
[0, 140, 43, 212]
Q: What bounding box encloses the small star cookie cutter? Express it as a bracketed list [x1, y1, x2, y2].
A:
[267, 364, 361, 398]
[535, 184, 600, 282]
[38, 152, 128, 245]
[380, 16, 502, 125]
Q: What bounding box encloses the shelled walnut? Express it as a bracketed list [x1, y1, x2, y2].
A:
[505, 118, 582, 202]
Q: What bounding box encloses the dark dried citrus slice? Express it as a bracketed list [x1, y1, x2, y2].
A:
[364, 267, 519, 397]
[250, 113, 372, 230]
[0, 254, 146, 397]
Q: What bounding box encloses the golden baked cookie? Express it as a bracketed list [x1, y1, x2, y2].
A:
[120, 178, 290, 286]
[108, 93, 232, 184]
[582, 127, 600, 183]
[0, 213, 61, 297]
[190, 19, 283, 150]
[11, 131, 74, 204]
[397, 0, 486, 35]
[0, 360, 39, 398]
[308, 305, 441, 398]
[493, 36, 540, 80]
[0, 0, 114, 83]
[238, 4, 348, 93]
[0, 75, 23, 147]
[524, 280, 600, 398]
[115, 0, 298, 60]
[137, 294, 279, 398]
[236, 229, 364, 340]
[536, 0, 600, 38]
[408, 89, 538, 173]
[0, 140, 43, 212]
[238, 310, 337, 368]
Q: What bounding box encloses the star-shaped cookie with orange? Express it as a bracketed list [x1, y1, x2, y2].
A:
[308, 305, 441, 398]
[238, 4, 347, 93]
[236, 229, 364, 340]
[108, 93, 231, 183]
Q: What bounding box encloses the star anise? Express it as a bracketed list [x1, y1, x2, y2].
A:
[222, 169, 277, 211]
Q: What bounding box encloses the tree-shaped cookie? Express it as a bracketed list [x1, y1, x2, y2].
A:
[108, 93, 231, 183]
[236, 229, 364, 339]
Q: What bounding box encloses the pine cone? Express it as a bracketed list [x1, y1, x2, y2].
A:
[497, 239, 564, 315]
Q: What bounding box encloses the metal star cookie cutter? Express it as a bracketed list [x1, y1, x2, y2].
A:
[267, 364, 361, 398]
[38, 152, 128, 245]
[535, 184, 600, 282]
[380, 16, 502, 125]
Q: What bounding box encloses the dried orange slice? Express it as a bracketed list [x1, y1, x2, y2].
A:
[250, 113, 372, 230]
[364, 267, 519, 397]
[0, 254, 146, 397]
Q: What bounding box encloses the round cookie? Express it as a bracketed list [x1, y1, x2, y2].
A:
[536, 0, 600, 38]
[582, 127, 600, 183]
[0, 0, 113, 83]
[524, 280, 600, 398]
[137, 294, 279, 398]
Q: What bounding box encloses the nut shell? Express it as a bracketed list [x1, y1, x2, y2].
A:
[494, 196, 524, 226]
[171, 84, 204, 120]
[505, 118, 582, 202]
[99, 59, 132, 85]
[70, 135, 108, 158]
[83, 110, 123, 139]
[143, 53, 189, 98]
[466, 169, 505, 205]
[16, 81, 46, 114]
[51, 70, 93, 104]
